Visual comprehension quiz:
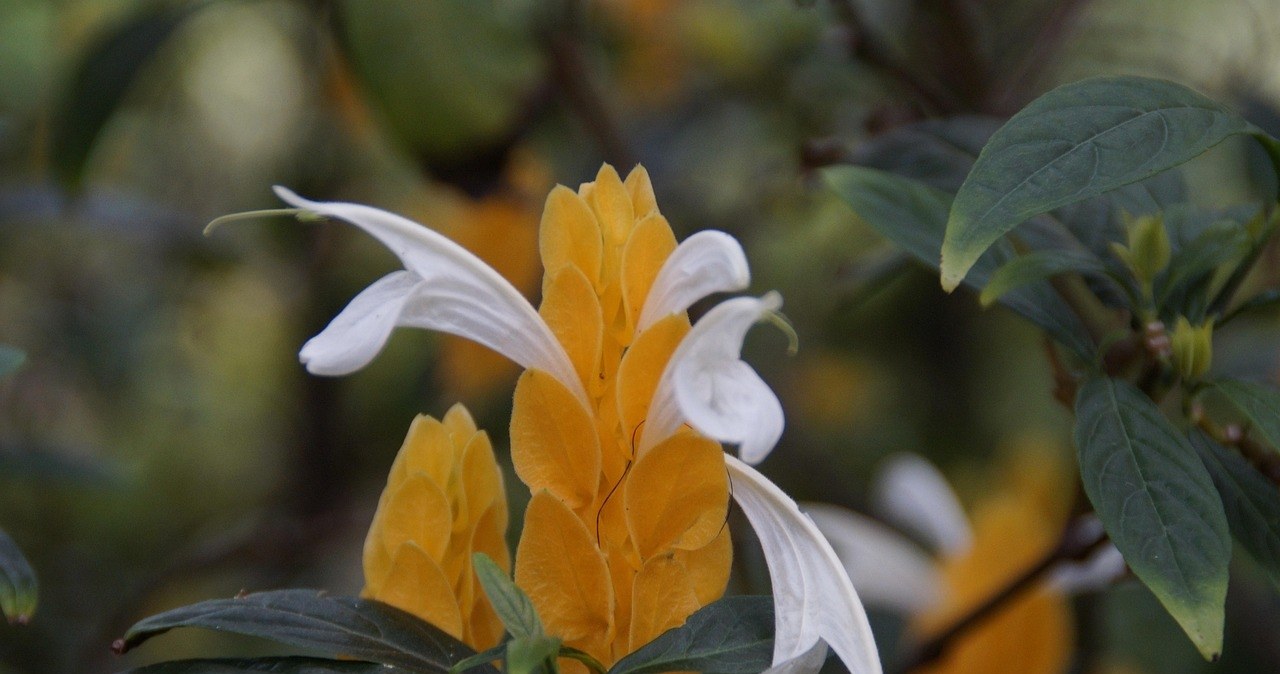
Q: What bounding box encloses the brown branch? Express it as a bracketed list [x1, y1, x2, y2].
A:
[544, 31, 636, 168]
[829, 0, 961, 115]
[893, 513, 1109, 674]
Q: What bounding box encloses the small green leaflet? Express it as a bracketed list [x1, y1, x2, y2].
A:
[1211, 379, 1280, 452]
[504, 636, 563, 674]
[822, 166, 1095, 358]
[940, 76, 1277, 291]
[1074, 378, 1229, 659]
[1191, 430, 1280, 592]
[0, 529, 37, 625]
[608, 595, 775, 674]
[117, 590, 493, 674]
[978, 250, 1111, 307]
[472, 552, 543, 639]
[116, 657, 410, 673]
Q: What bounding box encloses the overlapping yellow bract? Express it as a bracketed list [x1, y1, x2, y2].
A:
[362, 405, 509, 650]
[513, 165, 731, 666]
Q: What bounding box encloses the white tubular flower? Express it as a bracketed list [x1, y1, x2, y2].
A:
[273, 188, 586, 404]
[871, 453, 973, 555]
[637, 230, 751, 331]
[804, 503, 942, 614]
[726, 455, 883, 674]
[642, 293, 786, 463]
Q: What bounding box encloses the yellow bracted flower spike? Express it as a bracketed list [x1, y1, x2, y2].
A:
[362, 404, 510, 650]
[512, 165, 733, 667]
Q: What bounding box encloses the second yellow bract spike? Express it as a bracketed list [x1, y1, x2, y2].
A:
[362, 404, 510, 650]
[513, 165, 733, 667]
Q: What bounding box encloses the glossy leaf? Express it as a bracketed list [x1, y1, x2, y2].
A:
[117, 590, 492, 674]
[1074, 378, 1230, 659]
[1191, 431, 1280, 592]
[52, 4, 200, 187]
[118, 657, 408, 673]
[979, 250, 1111, 307]
[0, 346, 24, 379]
[1212, 380, 1280, 452]
[473, 552, 543, 639]
[608, 595, 774, 674]
[822, 166, 1095, 358]
[0, 529, 37, 625]
[942, 76, 1267, 291]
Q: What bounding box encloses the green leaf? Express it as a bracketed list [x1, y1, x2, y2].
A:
[1191, 431, 1280, 592]
[852, 116, 1002, 191]
[822, 166, 1095, 358]
[449, 644, 506, 674]
[0, 346, 24, 379]
[505, 636, 562, 674]
[472, 552, 542, 639]
[336, 0, 539, 161]
[118, 657, 409, 673]
[942, 76, 1266, 291]
[117, 590, 492, 674]
[979, 250, 1111, 307]
[607, 595, 774, 674]
[1211, 380, 1280, 452]
[1074, 377, 1230, 659]
[52, 4, 201, 188]
[0, 529, 37, 625]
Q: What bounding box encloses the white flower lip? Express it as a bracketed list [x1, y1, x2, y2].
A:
[805, 503, 942, 614]
[642, 292, 786, 463]
[637, 230, 750, 332]
[727, 456, 882, 674]
[274, 187, 586, 405]
[872, 453, 973, 556]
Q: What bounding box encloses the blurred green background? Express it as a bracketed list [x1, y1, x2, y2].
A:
[2, 1, 1280, 672]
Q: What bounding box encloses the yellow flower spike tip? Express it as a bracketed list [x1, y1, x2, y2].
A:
[269, 165, 881, 674]
[362, 406, 509, 650]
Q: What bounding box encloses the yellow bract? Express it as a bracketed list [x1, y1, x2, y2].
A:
[514, 165, 732, 666]
[362, 405, 509, 650]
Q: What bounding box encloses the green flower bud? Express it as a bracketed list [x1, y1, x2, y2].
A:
[1170, 316, 1214, 380]
[1113, 213, 1171, 289]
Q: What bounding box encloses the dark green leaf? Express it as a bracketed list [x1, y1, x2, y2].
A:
[979, 250, 1111, 307]
[1155, 219, 1251, 317]
[118, 590, 492, 674]
[942, 76, 1264, 290]
[852, 116, 1002, 192]
[118, 657, 408, 673]
[0, 346, 24, 379]
[1074, 378, 1230, 659]
[608, 595, 774, 674]
[1211, 380, 1280, 452]
[822, 166, 1095, 358]
[1191, 431, 1280, 592]
[472, 552, 542, 639]
[505, 636, 562, 674]
[0, 529, 37, 624]
[53, 4, 201, 188]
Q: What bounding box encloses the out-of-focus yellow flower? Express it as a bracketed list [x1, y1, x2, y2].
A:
[362, 404, 509, 650]
[812, 449, 1125, 674]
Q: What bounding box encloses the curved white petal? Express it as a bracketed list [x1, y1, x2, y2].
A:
[761, 641, 828, 674]
[871, 454, 972, 556]
[727, 456, 883, 674]
[300, 270, 426, 375]
[275, 187, 585, 403]
[637, 230, 750, 331]
[642, 293, 785, 462]
[804, 503, 942, 614]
